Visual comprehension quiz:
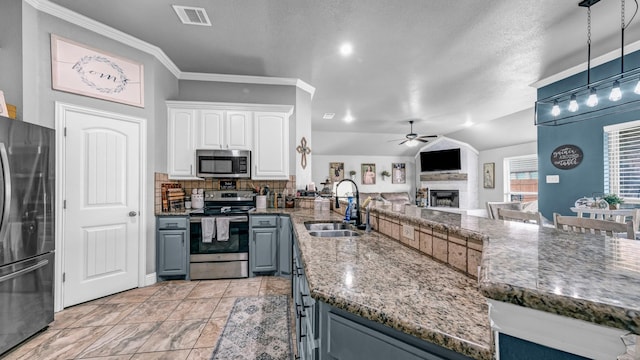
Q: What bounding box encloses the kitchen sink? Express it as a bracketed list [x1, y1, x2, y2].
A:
[307, 230, 360, 237]
[304, 221, 349, 231]
[303, 221, 360, 237]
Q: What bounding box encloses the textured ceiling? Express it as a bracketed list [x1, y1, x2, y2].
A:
[49, 0, 640, 154]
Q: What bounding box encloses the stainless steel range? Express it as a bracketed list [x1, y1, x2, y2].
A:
[189, 190, 254, 280]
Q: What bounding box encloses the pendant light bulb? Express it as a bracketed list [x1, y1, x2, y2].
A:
[609, 80, 622, 101]
[405, 139, 418, 147]
[551, 100, 561, 117]
[568, 94, 579, 112]
[586, 88, 598, 107]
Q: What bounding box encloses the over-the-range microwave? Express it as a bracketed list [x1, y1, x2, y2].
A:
[196, 149, 251, 178]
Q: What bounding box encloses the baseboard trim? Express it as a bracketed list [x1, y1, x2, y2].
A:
[144, 273, 157, 287]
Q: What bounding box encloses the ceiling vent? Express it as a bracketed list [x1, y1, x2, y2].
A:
[172, 5, 211, 26]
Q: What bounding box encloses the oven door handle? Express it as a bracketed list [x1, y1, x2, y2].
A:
[190, 215, 249, 223]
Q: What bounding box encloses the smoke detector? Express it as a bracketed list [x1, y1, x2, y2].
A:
[172, 5, 211, 26]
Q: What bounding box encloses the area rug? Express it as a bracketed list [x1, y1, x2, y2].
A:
[211, 295, 292, 360]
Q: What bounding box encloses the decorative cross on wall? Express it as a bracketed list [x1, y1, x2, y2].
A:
[296, 137, 311, 169]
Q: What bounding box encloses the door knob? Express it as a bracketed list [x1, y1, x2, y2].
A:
[128, 211, 137, 217]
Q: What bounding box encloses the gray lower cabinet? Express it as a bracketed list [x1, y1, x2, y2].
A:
[292, 232, 473, 360]
[293, 236, 319, 360]
[250, 215, 278, 275]
[278, 216, 292, 277]
[249, 214, 292, 277]
[156, 216, 189, 280]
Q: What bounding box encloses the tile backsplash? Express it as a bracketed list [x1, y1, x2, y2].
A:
[155, 173, 295, 213]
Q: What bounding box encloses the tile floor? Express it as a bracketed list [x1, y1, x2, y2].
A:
[2, 276, 293, 360]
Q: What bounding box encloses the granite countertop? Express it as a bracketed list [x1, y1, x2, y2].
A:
[414, 208, 640, 335]
[258, 209, 493, 360]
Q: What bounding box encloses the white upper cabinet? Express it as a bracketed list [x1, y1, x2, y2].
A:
[253, 111, 291, 180]
[225, 111, 252, 149]
[197, 110, 252, 150]
[198, 109, 224, 149]
[167, 107, 197, 179]
[167, 101, 292, 180]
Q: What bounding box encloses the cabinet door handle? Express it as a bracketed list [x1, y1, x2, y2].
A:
[298, 313, 307, 342]
[301, 295, 311, 309]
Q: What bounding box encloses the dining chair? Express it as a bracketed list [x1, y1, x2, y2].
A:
[485, 201, 523, 220]
[497, 208, 543, 227]
[553, 213, 635, 239]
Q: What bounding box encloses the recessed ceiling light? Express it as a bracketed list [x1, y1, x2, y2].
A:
[344, 114, 354, 123]
[339, 43, 353, 57]
[323, 113, 335, 120]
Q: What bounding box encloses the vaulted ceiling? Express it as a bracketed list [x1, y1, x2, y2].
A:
[49, 0, 640, 155]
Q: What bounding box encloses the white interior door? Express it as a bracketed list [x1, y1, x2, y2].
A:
[61, 105, 142, 307]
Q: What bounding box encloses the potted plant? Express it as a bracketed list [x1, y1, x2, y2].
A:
[380, 170, 391, 180]
[349, 170, 356, 180]
[602, 193, 623, 210]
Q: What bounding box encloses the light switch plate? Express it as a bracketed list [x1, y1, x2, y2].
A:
[546, 175, 560, 183]
[402, 225, 414, 240]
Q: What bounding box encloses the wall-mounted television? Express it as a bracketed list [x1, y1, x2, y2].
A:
[420, 148, 461, 172]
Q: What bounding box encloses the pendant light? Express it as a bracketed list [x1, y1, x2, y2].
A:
[587, 87, 599, 107]
[568, 94, 579, 112]
[551, 100, 561, 116]
[585, 5, 597, 107]
[534, 0, 640, 126]
[609, 0, 626, 101]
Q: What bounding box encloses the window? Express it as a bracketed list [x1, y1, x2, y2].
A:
[604, 120, 640, 204]
[504, 155, 538, 202]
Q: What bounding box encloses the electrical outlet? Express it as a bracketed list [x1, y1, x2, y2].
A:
[402, 225, 414, 240]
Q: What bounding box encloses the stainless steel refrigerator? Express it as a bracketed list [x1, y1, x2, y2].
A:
[0, 115, 55, 355]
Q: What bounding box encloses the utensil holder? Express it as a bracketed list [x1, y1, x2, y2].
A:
[256, 195, 267, 209]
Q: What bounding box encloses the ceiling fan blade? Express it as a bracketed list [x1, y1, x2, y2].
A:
[398, 139, 408, 145]
[417, 135, 438, 139]
[416, 138, 430, 143]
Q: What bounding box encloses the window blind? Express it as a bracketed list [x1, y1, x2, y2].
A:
[509, 157, 538, 174]
[605, 122, 640, 201]
[505, 155, 538, 202]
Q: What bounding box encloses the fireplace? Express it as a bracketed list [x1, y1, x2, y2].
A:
[430, 190, 459, 208]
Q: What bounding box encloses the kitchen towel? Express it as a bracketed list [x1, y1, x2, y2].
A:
[202, 218, 216, 243]
[216, 217, 230, 241]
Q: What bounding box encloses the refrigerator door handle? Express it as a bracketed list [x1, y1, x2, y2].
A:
[0, 142, 10, 242]
[0, 259, 49, 284]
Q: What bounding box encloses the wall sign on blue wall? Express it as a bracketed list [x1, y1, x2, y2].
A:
[551, 145, 583, 170]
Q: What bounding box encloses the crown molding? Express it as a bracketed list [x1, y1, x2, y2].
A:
[25, 0, 316, 97]
[25, 0, 181, 77]
[180, 72, 315, 98]
[530, 39, 640, 89]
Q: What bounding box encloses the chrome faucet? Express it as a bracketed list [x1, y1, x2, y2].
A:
[334, 179, 361, 227]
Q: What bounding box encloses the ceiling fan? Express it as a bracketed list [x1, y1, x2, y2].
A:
[390, 120, 437, 147]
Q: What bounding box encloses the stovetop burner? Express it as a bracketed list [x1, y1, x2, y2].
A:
[190, 190, 255, 217]
[190, 208, 252, 216]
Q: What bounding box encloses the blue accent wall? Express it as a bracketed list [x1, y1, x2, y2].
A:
[537, 51, 640, 219]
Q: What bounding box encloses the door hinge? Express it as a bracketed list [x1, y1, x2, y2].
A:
[62, 272, 65, 282]
[64, 127, 67, 136]
[63, 200, 66, 209]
